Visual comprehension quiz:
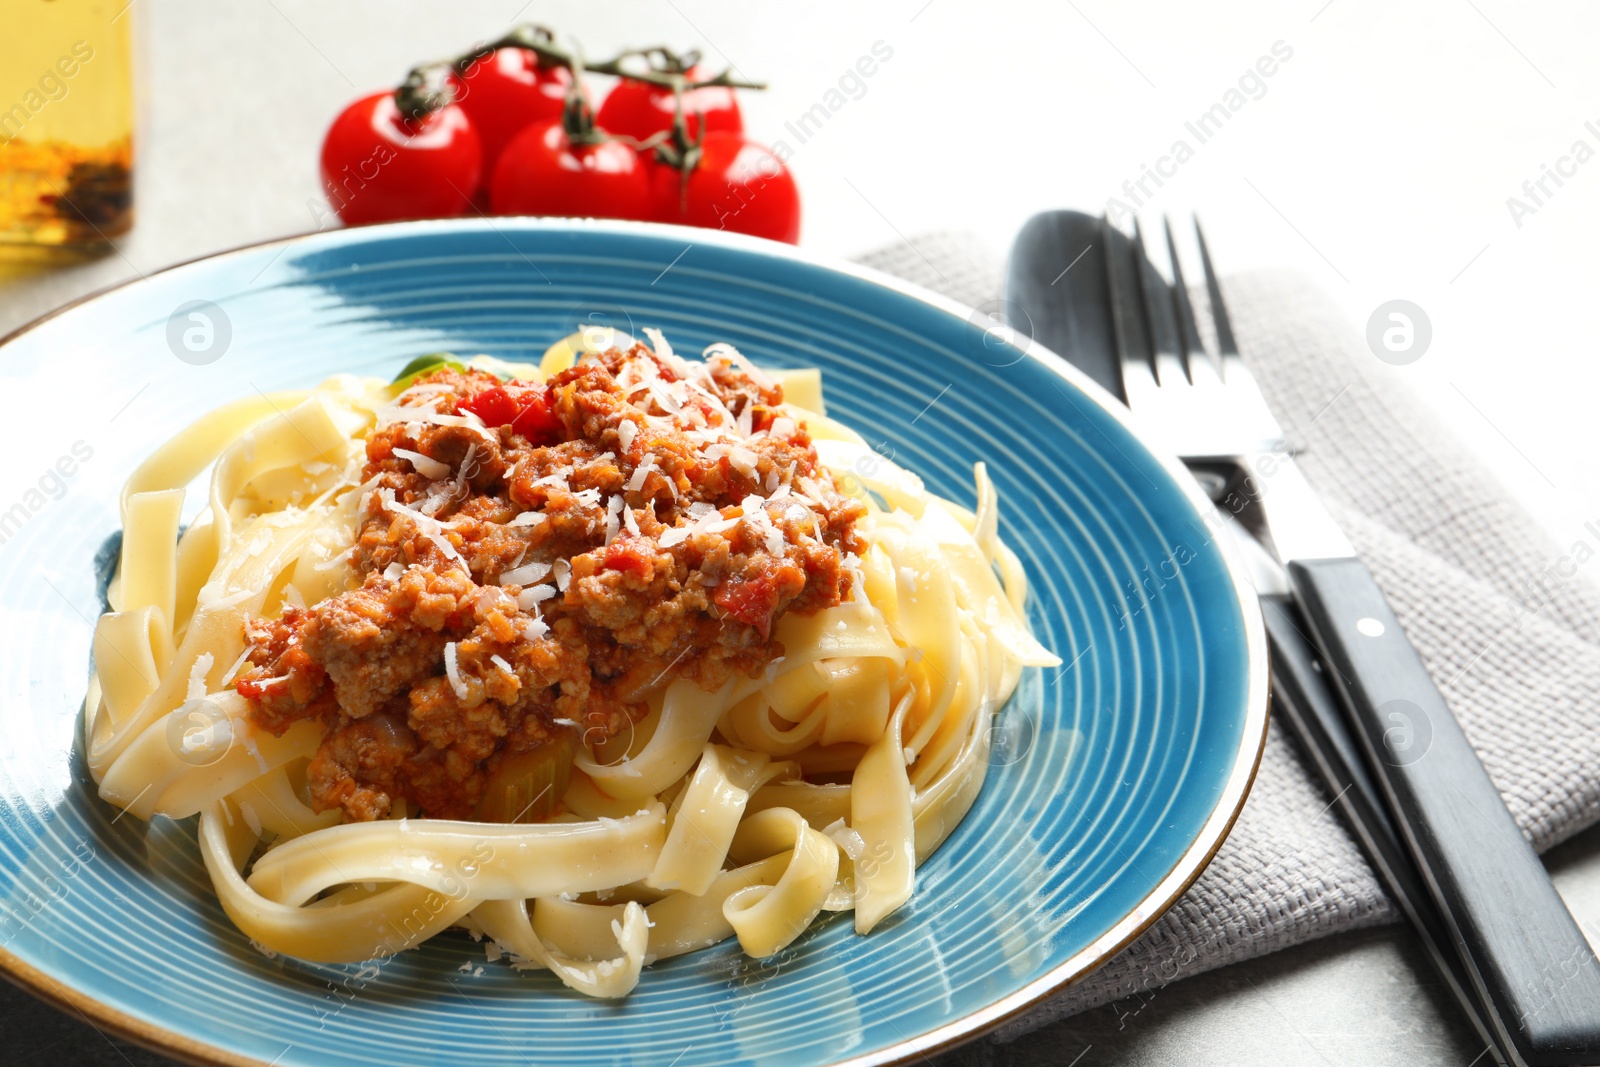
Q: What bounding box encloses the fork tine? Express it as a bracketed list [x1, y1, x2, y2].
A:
[1106, 212, 1285, 457]
[1193, 216, 1241, 369]
[1164, 216, 1221, 386]
[1102, 215, 1153, 379]
[1133, 218, 1191, 387]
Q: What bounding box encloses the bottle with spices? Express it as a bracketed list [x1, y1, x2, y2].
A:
[0, 0, 134, 257]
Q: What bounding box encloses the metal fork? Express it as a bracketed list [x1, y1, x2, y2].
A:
[1105, 214, 1600, 1067]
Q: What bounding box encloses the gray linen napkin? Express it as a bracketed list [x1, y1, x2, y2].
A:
[853, 232, 1600, 1039]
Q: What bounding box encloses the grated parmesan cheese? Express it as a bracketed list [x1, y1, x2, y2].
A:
[419, 489, 454, 520]
[617, 419, 637, 454]
[499, 560, 551, 587]
[728, 446, 759, 480]
[741, 495, 785, 555]
[626, 454, 657, 493]
[219, 646, 253, 687]
[648, 380, 681, 415]
[381, 489, 472, 576]
[313, 546, 354, 571]
[475, 586, 513, 614]
[443, 642, 468, 700]
[643, 326, 674, 364]
[516, 586, 557, 611]
[843, 552, 868, 602]
[507, 511, 546, 527]
[532, 470, 572, 490]
[453, 443, 478, 498]
[685, 379, 735, 428]
[605, 494, 624, 543]
[375, 404, 494, 443]
[186, 652, 215, 701]
[703, 341, 775, 390]
[392, 448, 450, 480]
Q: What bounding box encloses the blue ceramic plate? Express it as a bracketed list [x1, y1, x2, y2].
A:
[0, 219, 1266, 1066]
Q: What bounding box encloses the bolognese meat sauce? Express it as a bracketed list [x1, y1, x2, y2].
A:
[235, 342, 866, 823]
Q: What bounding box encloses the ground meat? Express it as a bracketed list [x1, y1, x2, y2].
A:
[237, 342, 865, 822]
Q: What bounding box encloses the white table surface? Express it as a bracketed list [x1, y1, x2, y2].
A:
[4, 2, 1600, 1064]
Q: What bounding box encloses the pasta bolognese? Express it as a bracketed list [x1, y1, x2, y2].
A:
[84, 328, 1057, 997]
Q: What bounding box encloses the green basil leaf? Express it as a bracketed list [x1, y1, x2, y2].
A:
[390, 352, 463, 390]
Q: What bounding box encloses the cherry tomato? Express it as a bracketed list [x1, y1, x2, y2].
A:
[651, 132, 800, 244]
[596, 66, 742, 146]
[489, 121, 653, 221]
[452, 47, 572, 178]
[320, 91, 481, 225]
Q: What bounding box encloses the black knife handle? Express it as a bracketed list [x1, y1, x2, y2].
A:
[1262, 593, 1505, 1064]
[1289, 556, 1600, 1065]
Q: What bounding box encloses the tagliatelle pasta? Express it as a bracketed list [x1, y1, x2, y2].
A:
[85, 329, 1058, 998]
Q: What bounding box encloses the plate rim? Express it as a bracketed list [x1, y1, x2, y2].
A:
[0, 216, 1270, 1067]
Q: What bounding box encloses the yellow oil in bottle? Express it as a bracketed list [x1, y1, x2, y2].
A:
[0, 0, 134, 255]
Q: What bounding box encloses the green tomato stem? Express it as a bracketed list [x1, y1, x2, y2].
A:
[390, 25, 765, 121]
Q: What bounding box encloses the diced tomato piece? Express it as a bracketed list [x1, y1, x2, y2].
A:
[508, 385, 565, 444]
[647, 352, 679, 382]
[604, 536, 654, 580]
[714, 572, 780, 638]
[461, 385, 519, 427]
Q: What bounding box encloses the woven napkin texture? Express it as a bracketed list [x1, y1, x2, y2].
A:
[853, 232, 1600, 1040]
